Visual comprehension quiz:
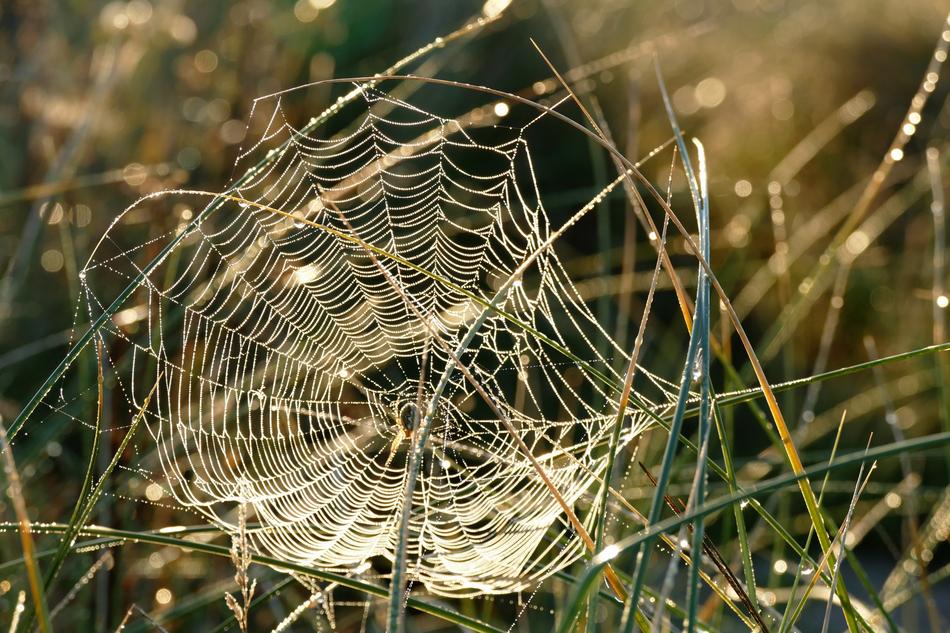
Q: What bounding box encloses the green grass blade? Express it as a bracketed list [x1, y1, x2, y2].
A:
[559, 432, 950, 631]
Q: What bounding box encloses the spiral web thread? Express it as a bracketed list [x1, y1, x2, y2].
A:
[77, 83, 677, 596]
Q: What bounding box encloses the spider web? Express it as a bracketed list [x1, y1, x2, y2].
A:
[77, 83, 674, 597]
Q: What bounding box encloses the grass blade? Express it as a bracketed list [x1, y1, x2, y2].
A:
[0, 423, 51, 633]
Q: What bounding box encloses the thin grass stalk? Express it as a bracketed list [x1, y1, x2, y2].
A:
[710, 401, 762, 625]
[784, 460, 876, 633]
[48, 552, 112, 622]
[647, 137, 710, 633]
[799, 264, 852, 426]
[758, 98, 874, 419]
[206, 578, 294, 633]
[820, 453, 876, 633]
[384, 292, 510, 631]
[0, 424, 50, 633]
[705, 342, 950, 416]
[111, 605, 169, 633]
[839, 545, 901, 633]
[928, 146, 947, 344]
[686, 137, 712, 633]
[529, 40, 697, 336]
[925, 146, 950, 482]
[540, 0, 614, 379]
[863, 336, 942, 632]
[778, 413, 848, 633]
[530, 101, 779, 490]
[614, 77, 642, 352]
[619, 275, 704, 631]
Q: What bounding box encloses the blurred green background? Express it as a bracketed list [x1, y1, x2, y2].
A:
[0, 0, 948, 631]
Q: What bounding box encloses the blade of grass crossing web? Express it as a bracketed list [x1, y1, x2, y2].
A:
[686, 137, 712, 633]
[646, 141, 709, 633]
[42, 338, 102, 591]
[618, 59, 706, 633]
[619, 254, 704, 631]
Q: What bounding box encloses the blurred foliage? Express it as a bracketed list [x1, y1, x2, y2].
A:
[0, 0, 948, 631]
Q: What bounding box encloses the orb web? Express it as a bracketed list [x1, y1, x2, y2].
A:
[77, 83, 672, 596]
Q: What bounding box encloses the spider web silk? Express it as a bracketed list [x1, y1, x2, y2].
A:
[77, 84, 669, 596]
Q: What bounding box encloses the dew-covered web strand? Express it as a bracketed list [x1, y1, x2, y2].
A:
[74, 84, 674, 597]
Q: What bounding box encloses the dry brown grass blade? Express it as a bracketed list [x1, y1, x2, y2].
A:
[0, 424, 50, 633]
[638, 463, 770, 632]
[529, 38, 696, 336]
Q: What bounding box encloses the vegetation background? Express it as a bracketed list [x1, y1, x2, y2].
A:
[0, 0, 948, 631]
